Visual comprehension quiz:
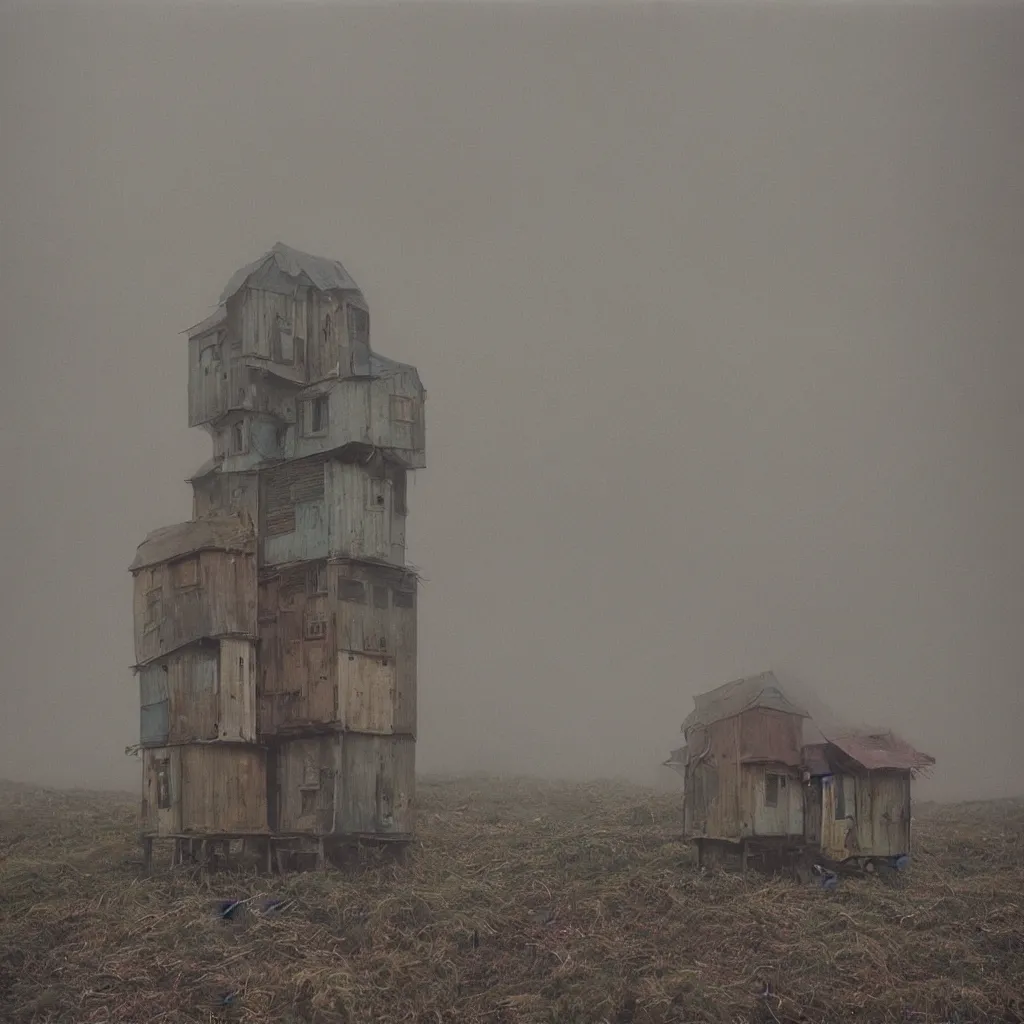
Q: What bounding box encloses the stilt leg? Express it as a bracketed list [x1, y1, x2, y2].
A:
[741, 842, 748, 877]
[142, 836, 153, 875]
[316, 838, 326, 872]
[265, 838, 273, 875]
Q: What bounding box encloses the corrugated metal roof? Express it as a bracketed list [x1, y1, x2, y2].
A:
[827, 731, 935, 773]
[682, 671, 808, 735]
[219, 242, 362, 305]
[130, 515, 255, 572]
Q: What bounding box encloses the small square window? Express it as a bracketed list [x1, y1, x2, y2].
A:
[300, 788, 318, 816]
[390, 395, 415, 424]
[306, 563, 328, 595]
[304, 617, 328, 641]
[305, 397, 328, 435]
[338, 578, 366, 603]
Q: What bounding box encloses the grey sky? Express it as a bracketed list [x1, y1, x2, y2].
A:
[1, 0, 1021, 798]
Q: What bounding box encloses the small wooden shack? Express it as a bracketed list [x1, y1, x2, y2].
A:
[802, 731, 934, 871]
[679, 671, 809, 868]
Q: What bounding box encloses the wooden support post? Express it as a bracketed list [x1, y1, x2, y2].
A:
[142, 837, 153, 875]
[316, 838, 326, 872]
[275, 844, 286, 875]
[741, 842, 749, 877]
[265, 838, 273, 875]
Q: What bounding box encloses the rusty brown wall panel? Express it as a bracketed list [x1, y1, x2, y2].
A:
[738, 708, 803, 766]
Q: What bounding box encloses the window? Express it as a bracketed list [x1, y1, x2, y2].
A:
[390, 395, 415, 424]
[231, 421, 247, 454]
[393, 471, 408, 516]
[372, 584, 389, 609]
[300, 787, 318, 816]
[156, 759, 172, 810]
[347, 305, 369, 350]
[304, 397, 328, 436]
[367, 479, 387, 510]
[144, 588, 163, 631]
[393, 589, 414, 609]
[765, 773, 780, 808]
[306, 563, 328, 595]
[172, 557, 199, 590]
[338, 578, 366, 603]
[304, 615, 328, 641]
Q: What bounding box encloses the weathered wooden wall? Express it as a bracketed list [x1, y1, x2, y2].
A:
[259, 456, 407, 567]
[140, 744, 268, 835]
[257, 560, 417, 737]
[132, 549, 257, 666]
[685, 710, 806, 841]
[138, 640, 256, 746]
[192, 469, 260, 522]
[270, 733, 414, 837]
[820, 770, 911, 861]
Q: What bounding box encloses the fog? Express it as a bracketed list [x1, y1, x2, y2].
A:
[1, 0, 1021, 801]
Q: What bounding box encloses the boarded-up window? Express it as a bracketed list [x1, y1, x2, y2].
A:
[372, 584, 389, 610]
[263, 460, 325, 538]
[300, 788, 318, 816]
[390, 394, 415, 424]
[156, 759, 172, 809]
[232, 421, 247, 454]
[393, 588, 414, 609]
[172, 557, 199, 590]
[765, 773, 780, 808]
[306, 563, 328, 594]
[338, 578, 366, 603]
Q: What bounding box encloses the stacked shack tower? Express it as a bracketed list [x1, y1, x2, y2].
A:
[131, 244, 426, 866]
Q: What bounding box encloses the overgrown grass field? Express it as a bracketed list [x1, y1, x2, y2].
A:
[1, 777, 1022, 1023]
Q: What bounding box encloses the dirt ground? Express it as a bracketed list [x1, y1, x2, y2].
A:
[1, 775, 1022, 1024]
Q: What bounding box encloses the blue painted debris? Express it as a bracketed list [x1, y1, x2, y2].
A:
[215, 896, 293, 922]
[894, 854, 911, 872]
[217, 900, 244, 920]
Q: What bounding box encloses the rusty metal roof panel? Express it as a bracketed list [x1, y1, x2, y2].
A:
[827, 731, 935, 774]
[130, 514, 255, 572]
[682, 671, 808, 735]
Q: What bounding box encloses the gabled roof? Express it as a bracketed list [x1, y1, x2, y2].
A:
[827, 731, 935, 774]
[682, 671, 808, 735]
[219, 242, 363, 305]
[129, 514, 255, 572]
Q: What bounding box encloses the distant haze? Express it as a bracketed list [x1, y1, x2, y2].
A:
[1, 1, 1021, 800]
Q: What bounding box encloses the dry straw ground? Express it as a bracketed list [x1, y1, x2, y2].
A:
[1, 776, 1022, 1024]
